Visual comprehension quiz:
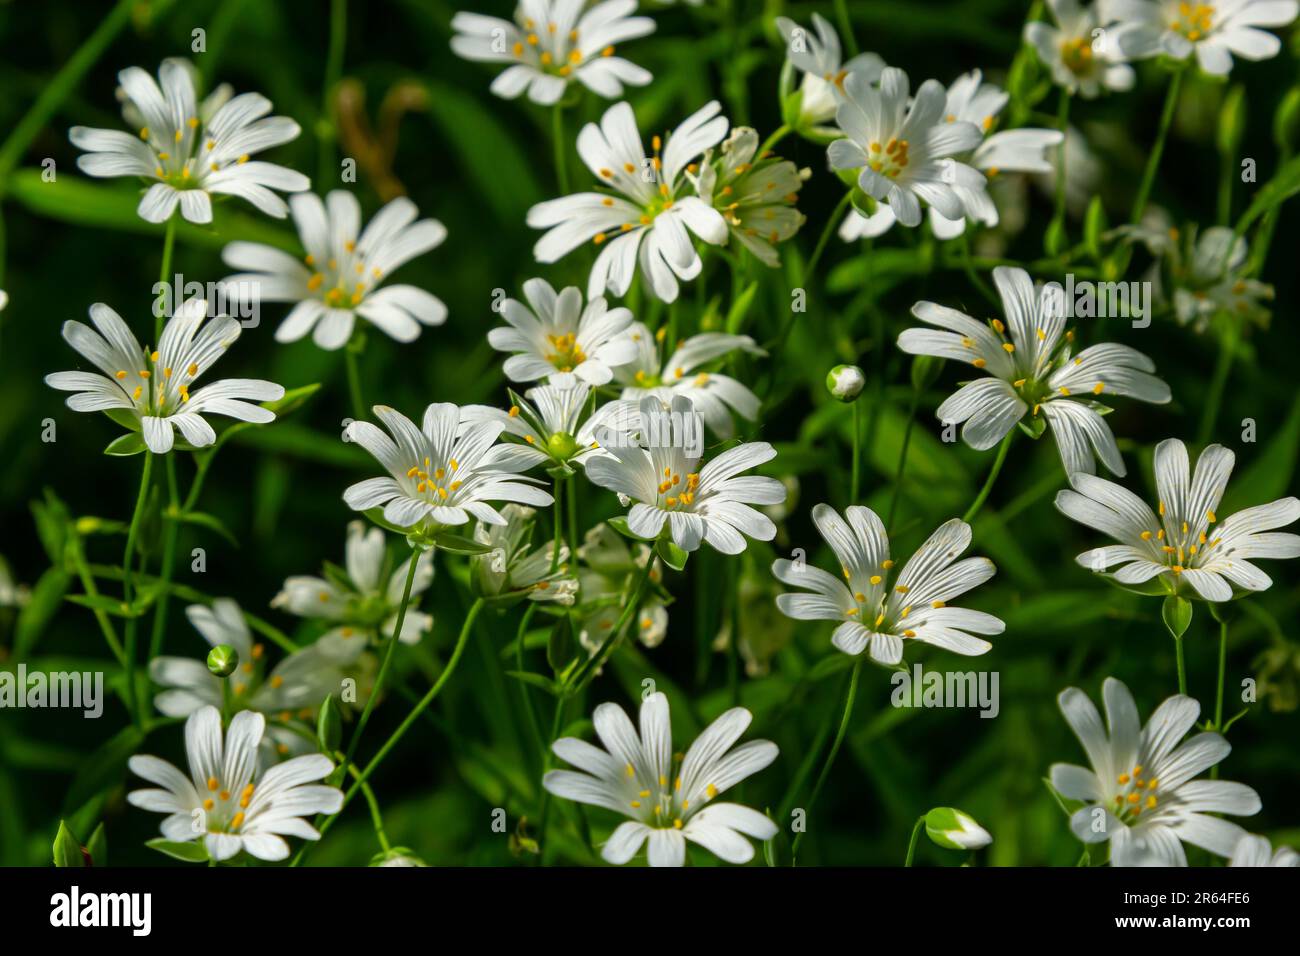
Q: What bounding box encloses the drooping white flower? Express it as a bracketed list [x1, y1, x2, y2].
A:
[487, 278, 637, 385]
[898, 266, 1171, 476]
[575, 522, 668, 649]
[1055, 438, 1300, 601]
[271, 521, 435, 656]
[343, 403, 553, 530]
[840, 70, 1062, 241]
[45, 298, 285, 454]
[691, 127, 808, 266]
[220, 191, 447, 350]
[527, 101, 730, 302]
[461, 373, 637, 470]
[1230, 834, 1299, 866]
[543, 691, 778, 866]
[1051, 677, 1261, 865]
[829, 66, 985, 228]
[773, 504, 1003, 665]
[127, 706, 344, 862]
[450, 1, 654, 105]
[611, 323, 764, 438]
[70, 58, 308, 224]
[585, 395, 786, 553]
[774, 14, 885, 132]
[471, 504, 577, 604]
[1108, 0, 1298, 76]
[1024, 0, 1135, 97]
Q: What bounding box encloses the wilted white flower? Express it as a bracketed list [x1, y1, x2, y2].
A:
[488, 279, 637, 385]
[543, 691, 778, 866]
[272, 520, 435, 654]
[1025, 0, 1135, 97]
[472, 504, 577, 604]
[128, 707, 344, 862]
[450, 1, 654, 105]
[527, 101, 730, 302]
[1052, 677, 1260, 865]
[1109, 0, 1298, 76]
[774, 14, 885, 131]
[1230, 834, 1299, 866]
[829, 66, 985, 228]
[46, 298, 284, 454]
[773, 504, 1003, 665]
[343, 403, 553, 530]
[585, 395, 786, 553]
[898, 266, 1171, 476]
[220, 191, 447, 350]
[611, 324, 764, 438]
[71, 58, 308, 224]
[1056, 438, 1300, 601]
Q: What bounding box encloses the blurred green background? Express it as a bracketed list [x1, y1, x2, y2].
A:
[0, 0, 1297, 867]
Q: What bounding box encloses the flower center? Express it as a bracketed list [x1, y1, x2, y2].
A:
[1112, 765, 1158, 822]
[200, 777, 255, 832]
[1171, 2, 1215, 40]
[405, 455, 462, 502]
[1059, 36, 1094, 74]
[1139, 501, 1223, 576]
[865, 137, 911, 179]
[655, 468, 699, 510]
[116, 349, 200, 415]
[544, 332, 587, 371]
[305, 243, 380, 309]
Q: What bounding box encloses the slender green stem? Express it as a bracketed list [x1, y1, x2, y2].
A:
[567, 555, 655, 694]
[850, 402, 862, 503]
[514, 603, 545, 763]
[903, 815, 925, 866]
[1198, 325, 1236, 446]
[566, 475, 579, 556]
[148, 455, 181, 660]
[122, 452, 155, 726]
[336, 548, 421, 789]
[1050, 89, 1070, 243]
[961, 431, 1014, 524]
[67, 535, 126, 665]
[773, 191, 852, 356]
[536, 697, 567, 861]
[293, 597, 484, 864]
[887, 389, 920, 525]
[552, 103, 570, 194]
[790, 659, 861, 862]
[1214, 616, 1228, 730]
[757, 124, 791, 159]
[959, 232, 998, 307]
[1174, 633, 1187, 696]
[155, 216, 177, 342]
[343, 344, 366, 423]
[1130, 67, 1184, 224]
[551, 479, 564, 572]
[833, 0, 857, 54]
[338, 756, 390, 853]
[317, 0, 348, 185]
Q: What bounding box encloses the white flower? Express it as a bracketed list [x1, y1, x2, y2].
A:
[472, 504, 577, 604]
[773, 504, 1003, 665]
[45, 298, 285, 454]
[343, 403, 553, 530]
[611, 323, 764, 438]
[1230, 834, 1299, 866]
[1055, 438, 1300, 601]
[774, 14, 885, 131]
[926, 808, 994, 849]
[271, 521, 435, 654]
[585, 395, 786, 553]
[898, 266, 1171, 476]
[692, 127, 808, 266]
[450, 1, 654, 105]
[1051, 677, 1261, 865]
[220, 191, 447, 350]
[841, 70, 1063, 241]
[70, 58, 308, 224]
[527, 100, 730, 303]
[1109, 0, 1298, 76]
[1025, 0, 1135, 97]
[127, 706, 344, 862]
[488, 278, 637, 385]
[828, 66, 985, 228]
[543, 691, 778, 866]
[461, 373, 637, 470]
[575, 522, 668, 649]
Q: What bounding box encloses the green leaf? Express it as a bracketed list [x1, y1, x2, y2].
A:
[607, 515, 653, 541]
[263, 382, 322, 416]
[1162, 594, 1194, 639]
[145, 838, 209, 863]
[103, 432, 147, 457]
[169, 509, 239, 547]
[432, 532, 495, 555]
[654, 538, 689, 572]
[546, 613, 576, 676]
[724, 281, 759, 335]
[317, 694, 342, 753]
[14, 567, 70, 659]
[64, 593, 143, 618]
[1236, 153, 1300, 233]
[31, 490, 72, 565]
[61, 724, 145, 816]
[504, 670, 561, 696]
[86, 822, 108, 867]
[53, 821, 85, 868]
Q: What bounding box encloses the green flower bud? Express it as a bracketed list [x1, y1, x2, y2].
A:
[1217, 84, 1247, 157]
[826, 365, 865, 402]
[207, 644, 239, 678]
[1273, 87, 1300, 154]
[547, 430, 580, 461]
[924, 807, 992, 850]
